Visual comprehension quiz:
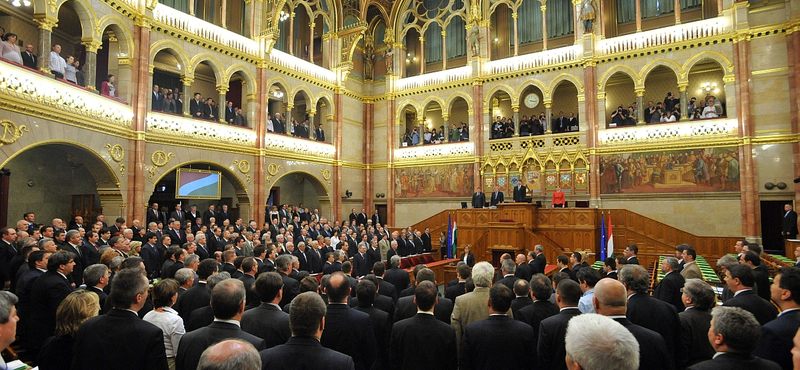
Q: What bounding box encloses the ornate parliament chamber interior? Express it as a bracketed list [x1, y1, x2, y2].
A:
[0, 0, 800, 366]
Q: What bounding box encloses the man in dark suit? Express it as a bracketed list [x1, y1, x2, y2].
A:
[394, 268, 453, 324]
[510, 279, 533, 318]
[259, 292, 355, 370]
[679, 278, 717, 368]
[459, 245, 475, 267]
[741, 250, 772, 301]
[241, 272, 291, 349]
[176, 279, 267, 370]
[603, 257, 618, 280]
[272, 113, 286, 134]
[224, 101, 235, 124]
[146, 203, 161, 226]
[370, 210, 380, 228]
[515, 254, 532, 283]
[21, 44, 37, 69]
[687, 306, 781, 370]
[239, 257, 259, 308]
[353, 280, 391, 370]
[553, 111, 568, 132]
[445, 263, 471, 302]
[26, 250, 75, 356]
[314, 124, 326, 141]
[151, 85, 163, 111]
[624, 244, 640, 265]
[276, 254, 300, 309]
[556, 255, 574, 281]
[174, 259, 218, 319]
[390, 280, 457, 370]
[190, 93, 204, 118]
[722, 264, 777, 325]
[202, 205, 217, 226]
[384, 255, 410, 294]
[352, 244, 370, 277]
[72, 268, 168, 370]
[471, 188, 486, 209]
[620, 264, 681, 368]
[356, 209, 368, 227]
[460, 284, 534, 370]
[167, 220, 185, 247]
[517, 273, 559, 351]
[495, 259, 520, 291]
[594, 278, 672, 370]
[567, 112, 578, 131]
[140, 232, 162, 280]
[170, 204, 186, 225]
[783, 204, 798, 239]
[371, 262, 397, 303]
[217, 205, 231, 227]
[529, 246, 547, 275]
[489, 186, 504, 206]
[320, 272, 377, 370]
[752, 267, 800, 370]
[653, 257, 686, 312]
[536, 279, 583, 370]
[62, 230, 86, 284]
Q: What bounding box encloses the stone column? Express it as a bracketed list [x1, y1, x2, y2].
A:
[733, 31, 759, 240]
[512, 104, 520, 136]
[217, 85, 229, 122]
[326, 114, 333, 143]
[419, 36, 425, 75]
[220, 0, 227, 28]
[286, 103, 294, 128]
[675, 0, 681, 24]
[472, 81, 484, 187]
[333, 88, 344, 222]
[288, 12, 295, 55]
[82, 40, 102, 90]
[635, 88, 645, 125]
[181, 76, 194, 116]
[441, 31, 447, 70]
[243, 0, 262, 37]
[33, 16, 57, 74]
[116, 57, 133, 102]
[417, 117, 425, 142]
[635, 0, 642, 32]
[386, 95, 396, 226]
[307, 109, 315, 136]
[363, 100, 374, 212]
[253, 66, 268, 225]
[540, 4, 548, 50]
[442, 114, 450, 142]
[128, 19, 152, 224]
[544, 100, 553, 133]
[678, 83, 689, 120]
[512, 11, 519, 56]
[584, 63, 600, 207]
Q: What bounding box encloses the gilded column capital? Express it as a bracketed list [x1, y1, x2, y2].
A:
[148, 65, 155, 74]
[419, 36, 425, 42]
[286, 103, 294, 110]
[135, 18, 152, 29]
[512, 12, 518, 20]
[246, 93, 257, 102]
[307, 109, 317, 116]
[216, 85, 229, 94]
[118, 57, 132, 66]
[34, 17, 58, 31]
[309, 22, 316, 29]
[326, 114, 334, 120]
[511, 104, 520, 112]
[181, 75, 194, 85]
[677, 82, 688, 92]
[442, 114, 450, 121]
[441, 30, 447, 37]
[543, 100, 553, 109]
[540, 5, 547, 12]
[82, 40, 103, 53]
[634, 88, 645, 97]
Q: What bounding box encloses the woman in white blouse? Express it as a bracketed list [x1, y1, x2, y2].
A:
[1, 33, 22, 64]
[143, 279, 185, 370]
[330, 230, 341, 250]
[701, 99, 718, 119]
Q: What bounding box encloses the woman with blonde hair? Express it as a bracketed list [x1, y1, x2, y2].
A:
[37, 290, 100, 369]
[128, 240, 142, 257]
[143, 278, 184, 370]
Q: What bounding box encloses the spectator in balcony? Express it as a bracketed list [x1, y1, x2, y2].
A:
[402, 129, 412, 146]
[163, 92, 177, 114]
[568, 112, 579, 131]
[519, 116, 530, 136]
[687, 97, 698, 114]
[1, 33, 21, 64]
[691, 107, 702, 120]
[300, 120, 311, 138]
[74, 60, 85, 87]
[431, 128, 442, 144]
[631, 101, 639, 118]
[224, 101, 235, 124]
[504, 118, 515, 137]
[531, 116, 544, 135]
[554, 111, 568, 133]
[273, 113, 286, 134]
[626, 106, 637, 125]
[234, 108, 247, 127]
[650, 107, 662, 123]
[611, 105, 627, 126]
[701, 99, 718, 118]
[202, 98, 216, 120]
[176, 93, 184, 115]
[644, 101, 655, 123]
[49, 45, 66, 79]
[538, 112, 548, 132]
[661, 109, 677, 122]
[63, 56, 77, 84]
[190, 93, 203, 118]
[152, 85, 162, 111]
[21, 44, 37, 70]
[449, 123, 460, 142]
[100, 74, 116, 98]
[436, 126, 444, 142]
[411, 127, 420, 145]
[289, 117, 298, 136]
[314, 122, 325, 141]
[423, 127, 432, 144]
[460, 122, 469, 141]
[492, 117, 503, 139]
[664, 92, 679, 113]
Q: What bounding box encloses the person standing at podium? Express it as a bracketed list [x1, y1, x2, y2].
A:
[513, 181, 526, 202]
[472, 188, 486, 209]
[490, 186, 504, 207]
[552, 187, 566, 208]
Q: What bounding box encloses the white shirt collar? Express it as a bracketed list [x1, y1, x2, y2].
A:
[733, 288, 753, 297]
[214, 319, 241, 327]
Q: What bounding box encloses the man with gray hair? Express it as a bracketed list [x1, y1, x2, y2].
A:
[679, 278, 716, 367]
[496, 259, 519, 291]
[176, 279, 266, 370]
[452, 261, 510, 352]
[63, 229, 85, 284]
[529, 245, 546, 274]
[653, 256, 685, 312]
[276, 254, 299, 307]
[687, 307, 780, 370]
[197, 339, 261, 370]
[0, 291, 18, 357]
[716, 254, 739, 302]
[384, 254, 410, 294]
[565, 314, 639, 370]
[175, 268, 195, 296]
[83, 263, 110, 313]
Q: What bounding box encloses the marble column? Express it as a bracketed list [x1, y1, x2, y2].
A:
[441, 31, 447, 70]
[788, 29, 800, 205]
[129, 19, 152, 224]
[220, 0, 227, 29]
[584, 63, 601, 207]
[545, 101, 553, 133]
[473, 81, 484, 186]
[333, 89, 344, 222]
[243, 0, 261, 38]
[288, 12, 295, 55]
[82, 40, 102, 90]
[419, 36, 425, 75]
[635, 0, 642, 32]
[540, 4, 548, 50]
[363, 101, 373, 213]
[307, 109, 315, 136]
[309, 23, 315, 63]
[181, 76, 194, 116]
[34, 17, 56, 74]
[679, 83, 689, 121]
[733, 33, 759, 240]
[512, 11, 519, 56]
[635, 88, 645, 125]
[386, 96, 396, 226]
[217, 85, 229, 122]
[512, 104, 520, 136]
[674, 0, 681, 24]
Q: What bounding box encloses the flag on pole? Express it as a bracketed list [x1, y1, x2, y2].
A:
[600, 212, 607, 261]
[446, 214, 453, 259]
[450, 220, 458, 259]
[607, 213, 614, 258]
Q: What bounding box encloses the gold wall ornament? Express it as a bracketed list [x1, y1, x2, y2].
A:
[319, 169, 332, 188]
[266, 163, 283, 183]
[0, 120, 29, 147]
[148, 150, 175, 180]
[105, 143, 126, 177]
[234, 159, 252, 184]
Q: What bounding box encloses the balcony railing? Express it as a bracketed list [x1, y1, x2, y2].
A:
[266, 49, 337, 84]
[153, 4, 260, 56]
[485, 45, 582, 75]
[147, 112, 258, 147]
[0, 60, 133, 128]
[598, 118, 738, 145]
[394, 141, 475, 162]
[598, 17, 729, 56]
[263, 132, 336, 159]
[396, 66, 473, 91]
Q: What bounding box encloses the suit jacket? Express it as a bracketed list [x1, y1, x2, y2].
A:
[185, 306, 214, 332]
[28, 270, 74, 352]
[72, 309, 168, 370]
[613, 317, 672, 370]
[679, 308, 715, 368]
[453, 287, 500, 352]
[355, 305, 391, 370]
[537, 307, 582, 370]
[516, 300, 559, 351]
[390, 313, 457, 370]
[754, 264, 772, 301]
[627, 256, 640, 265]
[385, 267, 411, 294]
[627, 293, 681, 368]
[511, 296, 533, 319]
[202, 210, 216, 226]
[471, 192, 486, 208]
[394, 295, 452, 324]
[680, 262, 703, 280]
[320, 304, 377, 370]
[459, 252, 475, 267]
[225, 107, 235, 123]
[315, 127, 326, 141]
[352, 253, 370, 277]
[170, 210, 186, 224]
[375, 277, 398, 303]
[515, 263, 532, 283]
[82, 241, 101, 265]
[496, 274, 519, 292]
[531, 254, 547, 275]
[21, 50, 37, 69]
[356, 213, 368, 226]
[753, 310, 800, 370]
[279, 272, 300, 308]
[140, 243, 162, 279]
[260, 336, 355, 370]
[152, 91, 162, 111]
[241, 302, 292, 349]
[460, 315, 534, 370]
[723, 289, 777, 325]
[445, 282, 467, 302]
[167, 229, 185, 246]
[239, 273, 258, 308]
[654, 271, 686, 312]
[686, 352, 781, 370]
[273, 118, 285, 134]
[489, 191, 504, 206]
[174, 282, 209, 319]
[60, 242, 85, 284]
[783, 210, 799, 237]
[176, 321, 266, 370]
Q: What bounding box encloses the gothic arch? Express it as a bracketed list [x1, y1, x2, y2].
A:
[548, 73, 585, 96]
[599, 65, 640, 90]
[150, 41, 191, 73]
[225, 65, 257, 96]
[188, 54, 225, 83]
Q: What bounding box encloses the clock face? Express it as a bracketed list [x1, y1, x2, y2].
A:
[525, 93, 540, 108]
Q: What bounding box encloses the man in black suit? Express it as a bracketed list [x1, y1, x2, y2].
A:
[170, 204, 186, 225]
[391, 280, 457, 370]
[146, 203, 161, 226]
[394, 268, 453, 324]
[140, 232, 162, 280]
[259, 292, 355, 370]
[722, 264, 777, 325]
[354, 280, 391, 370]
[174, 259, 218, 319]
[314, 123, 326, 141]
[517, 273, 558, 351]
[176, 279, 266, 370]
[603, 257, 618, 280]
[740, 250, 771, 301]
[624, 244, 640, 265]
[471, 188, 486, 209]
[241, 272, 291, 349]
[529, 245, 547, 275]
[556, 255, 574, 281]
[567, 112, 578, 131]
[217, 205, 231, 227]
[420, 228, 432, 253]
[26, 250, 75, 356]
[356, 208, 368, 227]
[190, 93, 204, 118]
[352, 244, 370, 277]
[384, 255, 410, 294]
[489, 186, 504, 206]
[446, 263, 471, 302]
[370, 210, 380, 228]
[62, 230, 85, 284]
[151, 85, 163, 111]
[752, 267, 800, 369]
[620, 264, 681, 368]
[224, 101, 236, 124]
[783, 204, 798, 239]
[653, 257, 686, 312]
[275, 254, 300, 309]
[371, 262, 398, 303]
[320, 272, 377, 370]
[537, 279, 583, 370]
[553, 111, 568, 133]
[515, 254, 532, 283]
[72, 268, 168, 370]
[495, 259, 520, 291]
[687, 306, 781, 370]
[510, 279, 533, 318]
[679, 278, 717, 368]
[594, 278, 672, 370]
[239, 257, 259, 308]
[272, 113, 286, 134]
[21, 44, 38, 69]
[460, 284, 534, 370]
[512, 181, 527, 202]
[459, 245, 475, 267]
[202, 205, 217, 226]
[167, 220, 185, 247]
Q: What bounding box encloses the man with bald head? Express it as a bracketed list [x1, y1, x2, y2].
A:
[593, 278, 671, 370]
[197, 339, 261, 370]
[320, 272, 377, 370]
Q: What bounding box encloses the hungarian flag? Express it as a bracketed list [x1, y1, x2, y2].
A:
[600, 213, 607, 261]
[450, 220, 458, 259]
[607, 213, 614, 258]
[446, 214, 457, 259]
